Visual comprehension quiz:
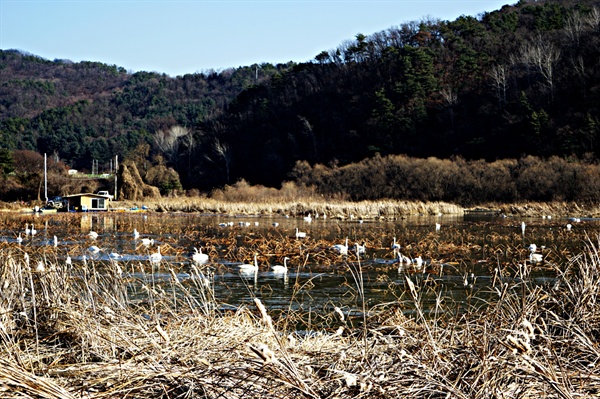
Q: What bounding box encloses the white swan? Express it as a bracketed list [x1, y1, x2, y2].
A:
[528, 243, 543, 263]
[391, 237, 400, 250]
[88, 245, 101, 253]
[109, 251, 122, 260]
[271, 257, 289, 274]
[24, 223, 30, 236]
[239, 254, 259, 274]
[397, 252, 411, 264]
[30, 224, 37, 236]
[530, 252, 543, 263]
[88, 231, 98, 240]
[331, 238, 349, 255]
[412, 256, 423, 267]
[295, 228, 306, 239]
[133, 228, 140, 239]
[192, 247, 209, 264]
[53, 235, 58, 247]
[303, 213, 312, 223]
[149, 246, 162, 263]
[141, 238, 155, 246]
[16, 233, 23, 245]
[353, 242, 366, 255]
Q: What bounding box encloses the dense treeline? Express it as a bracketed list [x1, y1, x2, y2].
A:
[291, 154, 600, 205]
[0, 50, 293, 173]
[203, 0, 600, 188]
[2, 0, 600, 203]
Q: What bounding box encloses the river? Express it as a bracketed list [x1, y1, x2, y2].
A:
[0, 210, 594, 327]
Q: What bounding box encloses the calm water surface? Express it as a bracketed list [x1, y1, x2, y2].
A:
[1, 210, 596, 323]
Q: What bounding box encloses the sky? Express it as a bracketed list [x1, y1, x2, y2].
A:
[1, 0, 513, 77]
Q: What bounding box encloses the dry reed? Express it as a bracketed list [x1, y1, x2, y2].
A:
[0, 218, 600, 397]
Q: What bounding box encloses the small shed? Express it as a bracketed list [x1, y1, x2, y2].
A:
[64, 193, 110, 212]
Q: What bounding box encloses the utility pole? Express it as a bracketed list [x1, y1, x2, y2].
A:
[44, 153, 47, 202]
[114, 155, 118, 200]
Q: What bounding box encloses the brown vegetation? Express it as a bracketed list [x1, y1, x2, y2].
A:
[0, 218, 600, 397]
[292, 154, 600, 205]
[117, 161, 161, 201]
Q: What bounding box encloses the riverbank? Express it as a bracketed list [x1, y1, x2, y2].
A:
[4, 197, 600, 219]
[101, 198, 600, 220]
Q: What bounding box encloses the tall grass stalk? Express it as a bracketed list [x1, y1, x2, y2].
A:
[345, 247, 369, 358]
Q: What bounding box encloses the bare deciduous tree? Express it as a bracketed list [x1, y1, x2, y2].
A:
[519, 36, 561, 101]
[440, 87, 458, 129]
[180, 128, 196, 174]
[489, 64, 508, 107]
[584, 6, 600, 32]
[154, 126, 189, 164]
[565, 11, 585, 46]
[214, 139, 231, 184]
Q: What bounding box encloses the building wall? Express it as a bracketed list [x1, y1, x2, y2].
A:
[66, 195, 108, 211]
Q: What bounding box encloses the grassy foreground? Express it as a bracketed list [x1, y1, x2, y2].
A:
[1, 232, 600, 398]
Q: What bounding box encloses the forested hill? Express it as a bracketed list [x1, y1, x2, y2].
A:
[2, 0, 600, 195]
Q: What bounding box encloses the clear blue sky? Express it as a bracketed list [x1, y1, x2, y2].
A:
[1, 0, 513, 77]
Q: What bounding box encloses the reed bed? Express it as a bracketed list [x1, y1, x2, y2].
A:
[114, 197, 465, 219]
[104, 197, 600, 220]
[1, 223, 600, 397]
[6, 194, 600, 220]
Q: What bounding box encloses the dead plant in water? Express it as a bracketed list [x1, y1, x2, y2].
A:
[2, 232, 600, 397]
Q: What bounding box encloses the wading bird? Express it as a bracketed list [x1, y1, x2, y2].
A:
[88, 245, 101, 254]
[192, 247, 209, 264]
[141, 238, 155, 247]
[271, 257, 289, 275]
[353, 242, 366, 256]
[149, 246, 162, 263]
[412, 256, 424, 268]
[239, 254, 259, 274]
[331, 238, 349, 255]
[529, 243, 543, 263]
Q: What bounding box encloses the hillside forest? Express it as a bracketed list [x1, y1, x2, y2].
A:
[2, 0, 600, 206]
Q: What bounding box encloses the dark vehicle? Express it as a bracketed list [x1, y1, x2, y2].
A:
[46, 196, 69, 210]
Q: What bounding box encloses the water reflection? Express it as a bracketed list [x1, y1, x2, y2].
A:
[0, 211, 596, 321]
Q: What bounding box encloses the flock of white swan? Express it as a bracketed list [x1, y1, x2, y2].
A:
[12, 215, 571, 283]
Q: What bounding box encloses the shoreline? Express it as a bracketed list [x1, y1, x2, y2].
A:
[3, 198, 600, 219]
